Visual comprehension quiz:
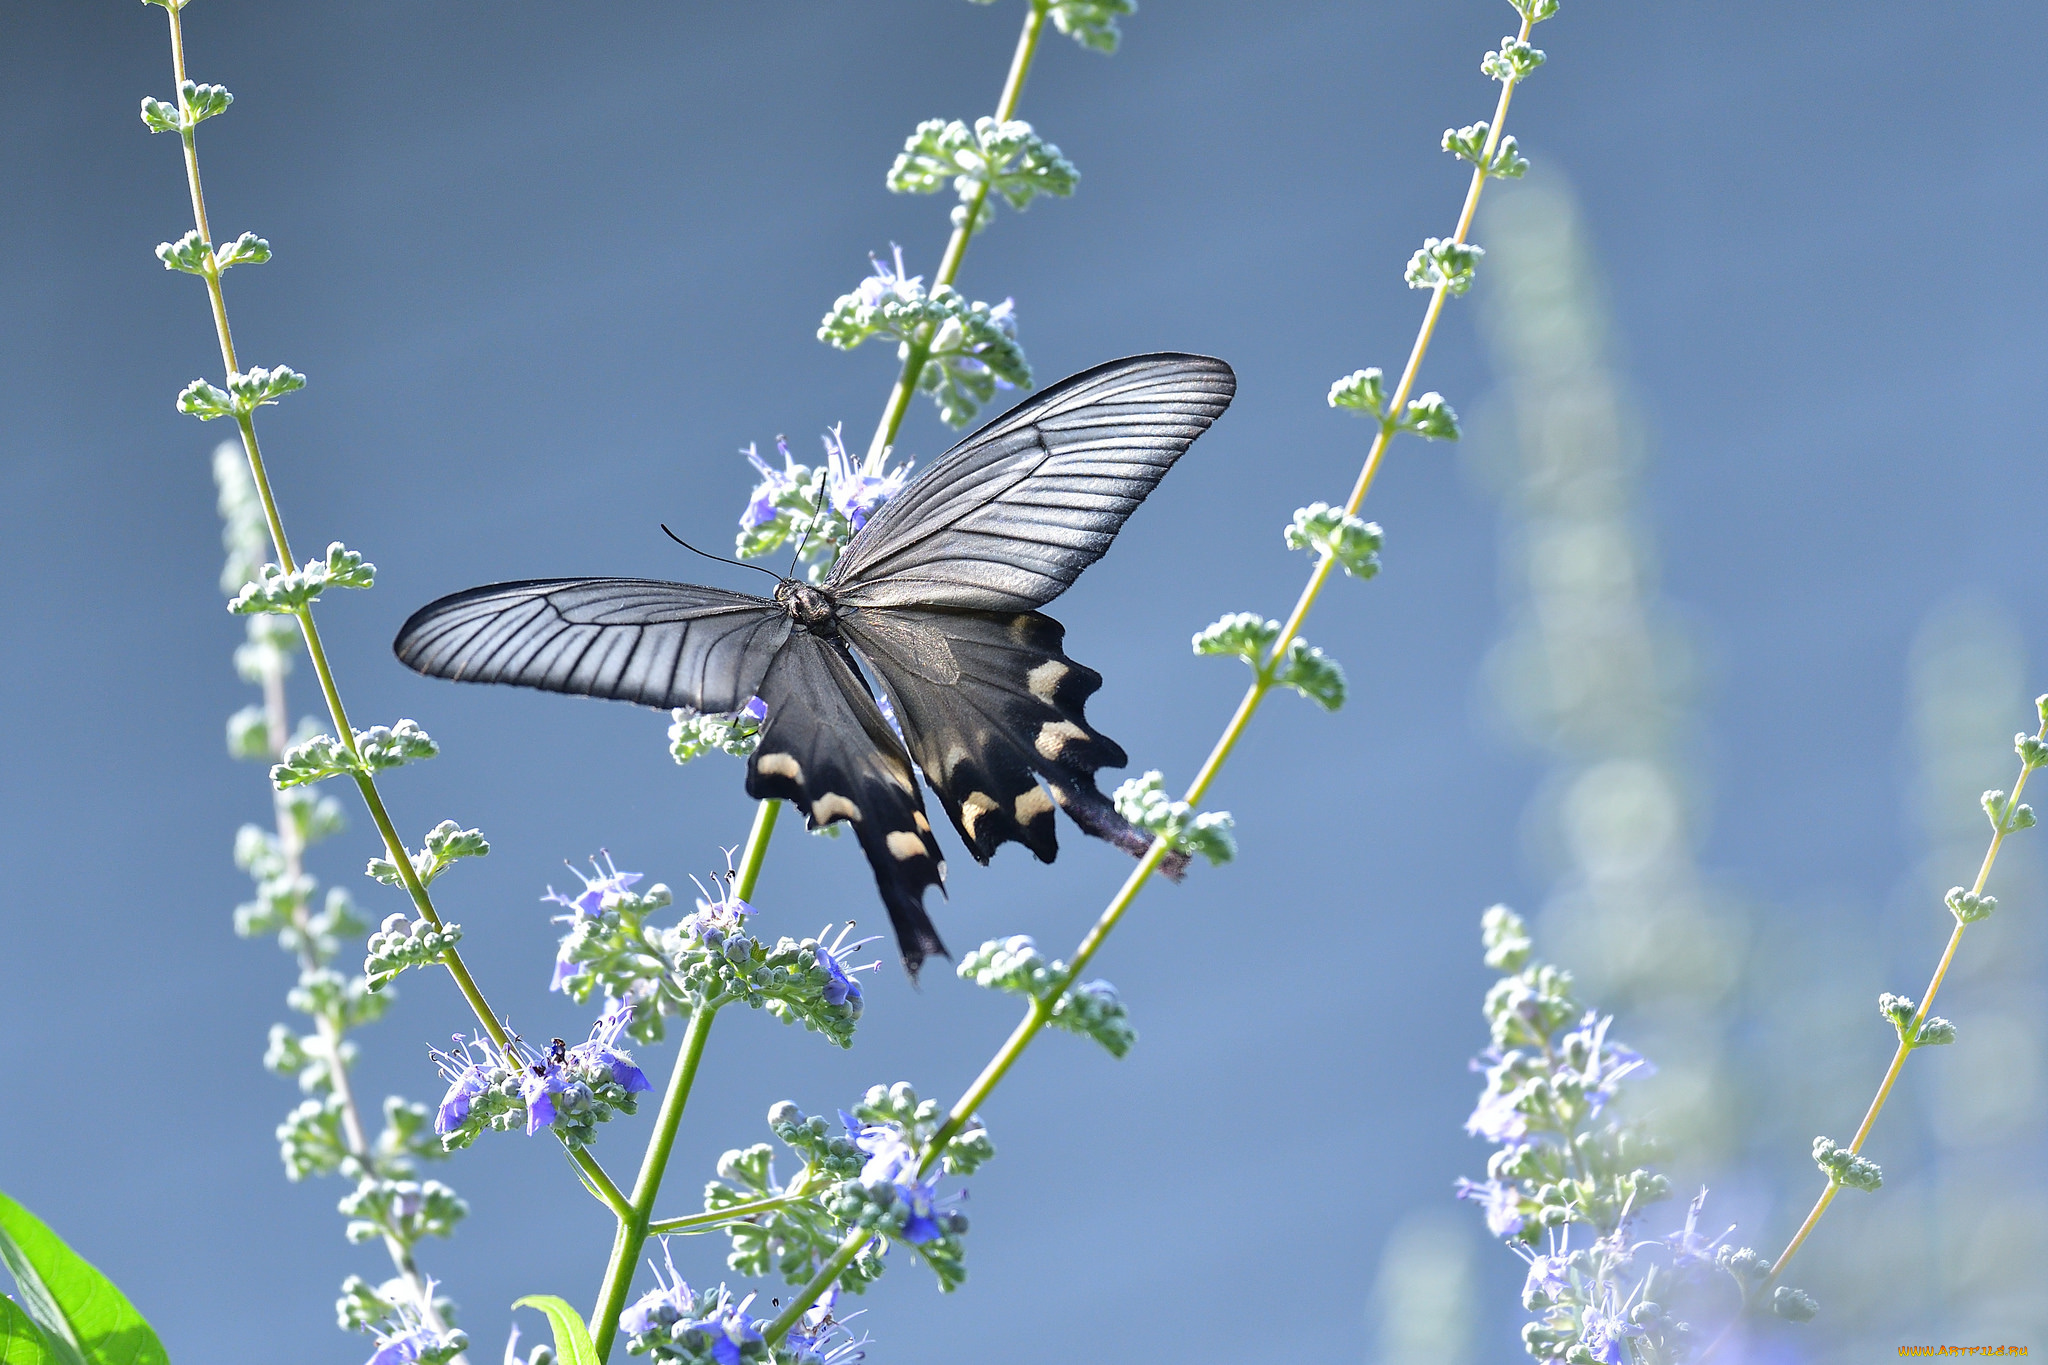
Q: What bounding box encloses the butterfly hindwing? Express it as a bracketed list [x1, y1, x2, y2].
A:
[842, 607, 1182, 876]
[394, 578, 790, 714]
[828, 353, 1236, 612]
[743, 631, 949, 975]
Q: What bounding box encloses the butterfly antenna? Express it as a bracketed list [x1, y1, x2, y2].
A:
[659, 524, 782, 582]
[786, 475, 833, 577]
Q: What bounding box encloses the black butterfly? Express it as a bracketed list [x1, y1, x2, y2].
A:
[393, 352, 1236, 975]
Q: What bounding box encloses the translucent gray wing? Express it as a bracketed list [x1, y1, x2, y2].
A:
[827, 353, 1235, 611]
[393, 578, 790, 714]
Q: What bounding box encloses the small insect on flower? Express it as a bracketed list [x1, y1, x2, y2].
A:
[429, 1001, 650, 1150]
[782, 1289, 871, 1365]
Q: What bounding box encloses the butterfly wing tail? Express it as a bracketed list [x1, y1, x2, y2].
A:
[745, 632, 950, 977]
[1042, 773, 1190, 882]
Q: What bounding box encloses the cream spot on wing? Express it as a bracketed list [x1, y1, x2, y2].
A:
[886, 830, 926, 860]
[1026, 660, 1068, 702]
[942, 744, 970, 781]
[812, 793, 861, 824]
[1034, 720, 1089, 761]
[913, 811, 931, 834]
[1015, 786, 1054, 824]
[960, 791, 999, 839]
[757, 753, 803, 782]
[1009, 614, 1037, 642]
[884, 761, 914, 793]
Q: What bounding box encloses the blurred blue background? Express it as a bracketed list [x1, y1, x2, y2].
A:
[4, 2, 2044, 1361]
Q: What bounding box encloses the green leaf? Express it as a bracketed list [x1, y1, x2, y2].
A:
[1047, 0, 1135, 52]
[510, 1295, 598, 1365]
[1191, 611, 1278, 665]
[1398, 392, 1461, 440]
[1275, 639, 1347, 711]
[1, 1299, 57, 1365]
[1284, 504, 1382, 578]
[1326, 367, 1388, 419]
[0, 1191, 169, 1365]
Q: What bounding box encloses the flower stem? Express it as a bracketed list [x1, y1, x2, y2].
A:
[1763, 717, 2047, 1288]
[763, 1230, 868, 1345]
[587, 1001, 722, 1361]
[732, 796, 782, 900]
[773, 11, 1545, 1338]
[585, 795, 780, 1358]
[645, 1193, 799, 1237]
[159, 2, 517, 1057]
[863, 0, 1049, 464]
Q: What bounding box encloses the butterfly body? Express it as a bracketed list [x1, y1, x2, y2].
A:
[395, 353, 1236, 974]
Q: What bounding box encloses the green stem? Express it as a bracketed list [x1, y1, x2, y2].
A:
[587, 1001, 722, 1360]
[591, 0, 1054, 1341]
[732, 797, 783, 900]
[763, 1231, 868, 1345]
[762, 18, 1548, 1343]
[646, 1193, 799, 1237]
[569, 1147, 633, 1219]
[161, 2, 516, 1054]
[913, 15, 1535, 1166]
[1760, 720, 2047, 1293]
[862, 0, 1048, 465]
[585, 797, 781, 1358]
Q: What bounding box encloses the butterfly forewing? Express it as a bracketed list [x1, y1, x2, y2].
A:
[393, 578, 790, 714]
[828, 353, 1236, 611]
[743, 632, 949, 974]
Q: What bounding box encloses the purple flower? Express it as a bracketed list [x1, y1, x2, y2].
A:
[1663, 1186, 1733, 1268]
[544, 852, 643, 993]
[680, 878, 755, 948]
[741, 439, 805, 531]
[519, 1061, 572, 1135]
[742, 695, 768, 722]
[365, 1328, 433, 1365]
[1579, 1304, 1644, 1364]
[1455, 1176, 1526, 1238]
[569, 998, 651, 1094]
[814, 923, 881, 1008]
[782, 1290, 870, 1365]
[1522, 1251, 1571, 1301]
[685, 1296, 764, 1365]
[1465, 1080, 1530, 1144]
[1561, 1012, 1652, 1116]
[362, 1286, 462, 1365]
[821, 424, 912, 532]
[429, 1034, 496, 1135]
[543, 850, 642, 918]
[842, 1116, 956, 1245]
[854, 243, 924, 309]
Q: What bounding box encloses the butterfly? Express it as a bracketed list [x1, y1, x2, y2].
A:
[393, 352, 1236, 975]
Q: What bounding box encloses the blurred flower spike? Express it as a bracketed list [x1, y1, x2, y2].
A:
[1458, 907, 1818, 1359]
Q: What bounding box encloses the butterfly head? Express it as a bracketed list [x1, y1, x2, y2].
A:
[774, 578, 840, 636]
